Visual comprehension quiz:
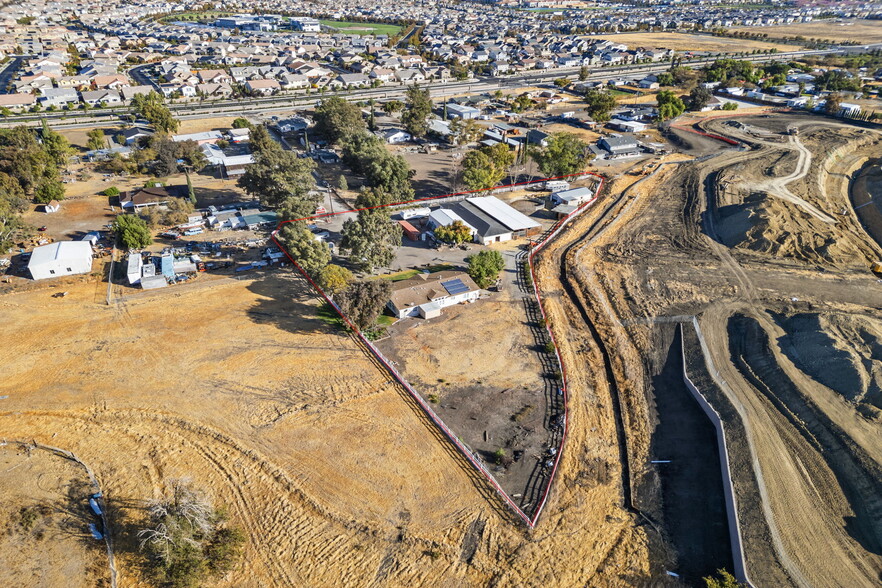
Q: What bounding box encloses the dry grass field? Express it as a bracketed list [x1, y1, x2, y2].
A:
[0, 268, 650, 586]
[730, 19, 882, 44]
[585, 32, 799, 52]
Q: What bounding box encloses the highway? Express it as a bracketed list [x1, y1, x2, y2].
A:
[0, 47, 842, 129]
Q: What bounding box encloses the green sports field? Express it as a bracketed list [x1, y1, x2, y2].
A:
[319, 20, 402, 36]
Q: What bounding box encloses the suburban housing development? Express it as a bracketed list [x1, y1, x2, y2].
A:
[2, 0, 882, 586]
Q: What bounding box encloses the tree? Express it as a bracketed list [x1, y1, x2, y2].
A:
[278, 222, 331, 275]
[656, 71, 675, 87]
[583, 89, 617, 122]
[722, 102, 738, 111]
[449, 118, 483, 144]
[185, 171, 196, 204]
[340, 209, 402, 272]
[401, 84, 432, 139]
[434, 220, 472, 244]
[314, 96, 365, 144]
[40, 121, 73, 168]
[138, 479, 244, 588]
[355, 187, 393, 209]
[335, 279, 392, 331]
[231, 117, 253, 130]
[703, 568, 744, 588]
[34, 179, 64, 204]
[238, 149, 316, 210]
[113, 214, 152, 249]
[337, 174, 348, 192]
[382, 100, 404, 115]
[553, 78, 571, 88]
[578, 66, 589, 81]
[87, 128, 106, 151]
[531, 133, 590, 178]
[467, 250, 505, 288]
[248, 125, 278, 155]
[367, 98, 377, 132]
[825, 92, 842, 115]
[103, 186, 120, 197]
[689, 85, 712, 110]
[657, 90, 686, 121]
[461, 150, 500, 191]
[461, 143, 514, 191]
[366, 153, 414, 201]
[317, 263, 353, 296]
[131, 91, 178, 133]
[341, 132, 387, 175]
[510, 94, 534, 113]
[0, 172, 27, 253]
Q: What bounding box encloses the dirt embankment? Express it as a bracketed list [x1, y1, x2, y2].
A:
[543, 113, 882, 586]
[773, 312, 882, 416]
[706, 122, 882, 268]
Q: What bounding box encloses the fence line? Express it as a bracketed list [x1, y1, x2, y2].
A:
[271, 171, 604, 527]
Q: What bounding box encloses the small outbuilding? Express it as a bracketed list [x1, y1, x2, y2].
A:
[28, 241, 93, 280]
[398, 220, 421, 241]
[44, 200, 60, 213]
[127, 253, 143, 285]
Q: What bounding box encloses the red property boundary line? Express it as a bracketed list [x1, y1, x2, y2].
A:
[269, 171, 604, 528]
[670, 124, 741, 146]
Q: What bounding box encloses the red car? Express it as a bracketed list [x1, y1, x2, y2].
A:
[37, 226, 47, 231]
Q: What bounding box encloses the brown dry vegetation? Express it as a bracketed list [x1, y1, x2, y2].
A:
[730, 19, 882, 44]
[583, 32, 799, 52]
[0, 266, 652, 585]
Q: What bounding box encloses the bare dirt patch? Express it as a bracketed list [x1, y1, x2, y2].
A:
[375, 273, 551, 511]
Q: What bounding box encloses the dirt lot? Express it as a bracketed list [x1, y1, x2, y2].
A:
[730, 19, 882, 44]
[585, 32, 800, 52]
[531, 112, 882, 584]
[0, 265, 652, 586]
[0, 445, 108, 587]
[375, 252, 552, 514]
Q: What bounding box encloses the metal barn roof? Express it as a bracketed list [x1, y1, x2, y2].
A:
[466, 196, 540, 232]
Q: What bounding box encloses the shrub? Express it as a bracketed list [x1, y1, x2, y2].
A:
[103, 186, 120, 197]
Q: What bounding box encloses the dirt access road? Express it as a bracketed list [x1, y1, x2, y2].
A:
[531, 112, 882, 585]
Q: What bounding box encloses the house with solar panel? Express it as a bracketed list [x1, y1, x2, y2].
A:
[427, 196, 541, 246]
[387, 271, 482, 319]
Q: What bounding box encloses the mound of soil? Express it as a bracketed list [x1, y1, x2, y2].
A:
[716, 192, 866, 265]
[773, 312, 882, 414]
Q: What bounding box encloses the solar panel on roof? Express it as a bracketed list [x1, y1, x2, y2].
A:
[442, 278, 469, 295]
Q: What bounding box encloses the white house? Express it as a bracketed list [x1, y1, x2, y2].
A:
[28, 241, 93, 280]
[387, 271, 482, 319]
[379, 128, 412, 144]
[549, 187, 595, 207]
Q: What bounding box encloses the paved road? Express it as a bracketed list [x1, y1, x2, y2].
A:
[0, 55, 28, 93]
[0, 48, 842, 129]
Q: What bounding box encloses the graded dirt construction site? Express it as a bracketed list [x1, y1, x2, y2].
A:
[529, 111, 882, 585]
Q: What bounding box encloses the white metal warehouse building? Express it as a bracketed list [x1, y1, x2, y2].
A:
[28, 241, 94, 280]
